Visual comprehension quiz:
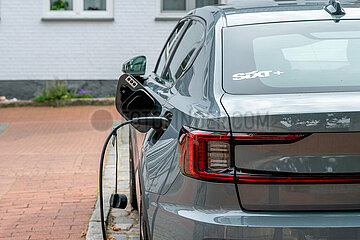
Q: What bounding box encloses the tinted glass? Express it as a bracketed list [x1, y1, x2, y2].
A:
[163, 0, 186, 11]
[223, 21, 360, 94]
[163, 20, 205, 83]
[84, 0, 106, 10]
[196, 0, 219, 8]
[155, 21, 186, 76]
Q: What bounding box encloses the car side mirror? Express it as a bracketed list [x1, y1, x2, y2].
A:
[115, 74, 161, 132]
[122, 56, 146, 77]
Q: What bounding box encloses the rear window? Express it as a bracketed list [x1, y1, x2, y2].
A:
[223, 20, 360, 94]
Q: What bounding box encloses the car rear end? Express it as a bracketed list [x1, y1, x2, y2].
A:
[224, 12, 360, 239]
[151, 5, 360, 240]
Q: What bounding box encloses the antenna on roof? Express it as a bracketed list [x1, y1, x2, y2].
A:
[324, 0, 345, 16]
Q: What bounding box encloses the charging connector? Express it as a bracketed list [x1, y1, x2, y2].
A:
[99, 117, 169, 240]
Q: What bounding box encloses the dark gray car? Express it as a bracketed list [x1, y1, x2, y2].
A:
[116, 0, 360, 239]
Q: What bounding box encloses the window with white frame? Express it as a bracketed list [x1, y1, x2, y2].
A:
[43, 0, 113, 20]
[156, 0, 225, 19]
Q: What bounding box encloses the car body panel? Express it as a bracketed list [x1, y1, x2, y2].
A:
[147, 174, 360, 239]
[225, 8, 360, 27]
[126, 1, 360, 239]
[142, 124, 180, 195]
[222, 91, 360, 211]
[238, 183, 360, 211]
[221, 92, 360, 132]
[234, 133, 360, 173]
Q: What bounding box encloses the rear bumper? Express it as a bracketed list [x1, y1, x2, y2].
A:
[152, 202, 360, 239]
[148, 174, 360, 240]
[159, 205, 360, 228]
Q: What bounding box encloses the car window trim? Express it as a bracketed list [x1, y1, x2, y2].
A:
[153, 19, 190, 75]
[161, 15, 207, 85]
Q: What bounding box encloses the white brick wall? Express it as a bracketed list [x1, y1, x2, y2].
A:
[0, 0, 176, 80]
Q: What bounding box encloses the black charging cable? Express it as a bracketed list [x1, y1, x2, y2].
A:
[99, 117, 169, 240]
[113, 130, 118, 194]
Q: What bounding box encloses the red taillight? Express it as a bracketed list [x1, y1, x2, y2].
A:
[178, 129, 233, 181]
[178, 128, 360, 183]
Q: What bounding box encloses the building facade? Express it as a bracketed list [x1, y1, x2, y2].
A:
[0, 0, 227, 99]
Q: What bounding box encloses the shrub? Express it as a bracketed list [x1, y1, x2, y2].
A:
[32, 81, 93, 102]
[32, 81, 70, 102]
[76, 89, 93, 98]
[76, 93, 93, 98]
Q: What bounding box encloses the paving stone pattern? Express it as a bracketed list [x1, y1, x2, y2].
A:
[0, 106, 121, 239]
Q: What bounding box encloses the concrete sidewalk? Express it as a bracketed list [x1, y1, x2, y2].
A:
[0, 106, 121, 239]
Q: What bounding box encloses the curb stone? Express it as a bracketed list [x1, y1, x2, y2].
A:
[0, 98, 115, 108]
[86, 122, 124, 240]
[86, 123, 139, 240]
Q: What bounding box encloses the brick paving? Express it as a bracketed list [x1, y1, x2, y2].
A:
[0, 106, 121, 240]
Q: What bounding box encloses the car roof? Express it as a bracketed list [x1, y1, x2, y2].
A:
[195, 0, 360, 26]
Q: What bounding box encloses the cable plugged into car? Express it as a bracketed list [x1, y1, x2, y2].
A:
[99, 117, 170, 240]
[101, 63, 173, 240]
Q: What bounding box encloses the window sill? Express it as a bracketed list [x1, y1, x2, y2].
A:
[42, 16, 114, 21]
[42, 11, 114, 21]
